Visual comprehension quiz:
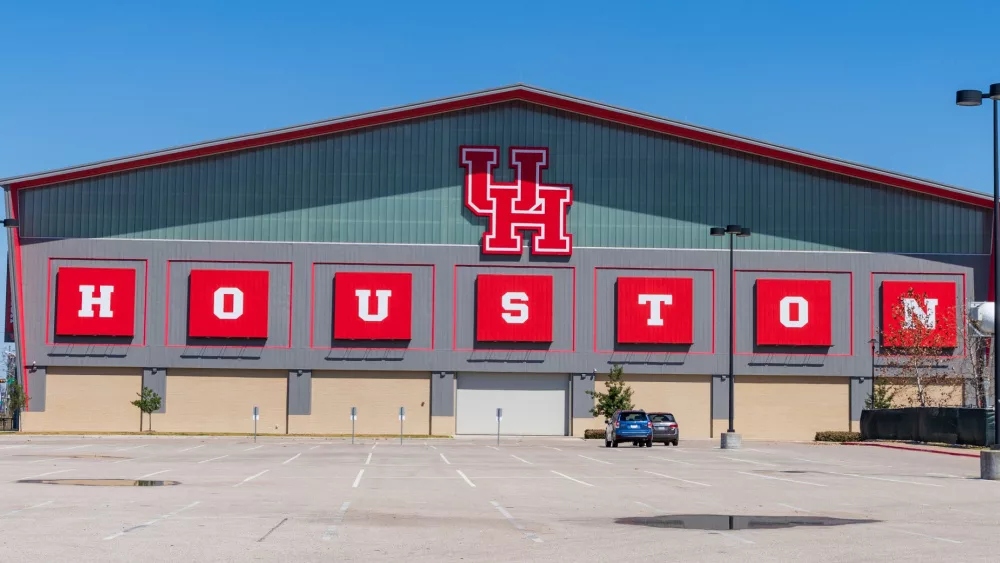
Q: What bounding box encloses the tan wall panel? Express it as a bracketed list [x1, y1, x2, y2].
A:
[288, 372, 430, 435]
[850, 420, 860, 433]
[713, 419, 729, 438]
[154, 370, 287, 434]
[431, 415, 455, 436]
[21, 368, 141, 432]
[735, 376, 849, 441]
[580, 374, 711, 439]
[886, 378, 964, 408]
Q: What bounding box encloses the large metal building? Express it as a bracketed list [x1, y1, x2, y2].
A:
[2, 85, 992, 440]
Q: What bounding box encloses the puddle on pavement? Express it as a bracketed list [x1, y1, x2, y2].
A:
[616, 514, 878, 530]
[17, 479, 179, 487]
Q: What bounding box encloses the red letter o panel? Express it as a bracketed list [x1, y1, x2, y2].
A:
[755, 279, 832, 346]
[188, 269, 270, 338]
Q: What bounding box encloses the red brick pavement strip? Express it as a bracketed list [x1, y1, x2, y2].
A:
[843, 441, 981, 458]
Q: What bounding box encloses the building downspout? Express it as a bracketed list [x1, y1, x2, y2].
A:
[3, 185, 27, 419]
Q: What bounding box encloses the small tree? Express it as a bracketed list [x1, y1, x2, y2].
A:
[586, 365, 634, 420]
[880, 288, 958, 407]
[131, 386, 162, 432]
[6, 379, 28, 416]
[865, 373, 896, 409]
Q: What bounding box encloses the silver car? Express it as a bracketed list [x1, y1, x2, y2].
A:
[649, 412, 679, 446]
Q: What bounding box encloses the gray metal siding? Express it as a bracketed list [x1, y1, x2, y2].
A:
[17, 102, 990, 254]
[16, 236, 986, 380]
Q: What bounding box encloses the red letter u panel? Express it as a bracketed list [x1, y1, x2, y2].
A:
[616, 277, 693, 344]
[755, 279, 832, 346]
[188, 269, 270, 338]
[333, 272, 413, 340]
[880, 280, 957, 347]
[476, 274, 553, 342]
[55, 267, 136, 336]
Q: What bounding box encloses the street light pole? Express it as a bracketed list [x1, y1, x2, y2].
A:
[711, 224, 750, 448]
[957, 84, 1000, 476]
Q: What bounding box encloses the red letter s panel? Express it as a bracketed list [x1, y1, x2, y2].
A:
[755, 279, 832, 346]
[55, 267, 137, 337]
[616, 277, 693, 344]
[880, 280, 957, 348]
[476, 274, 553, 342]
[188, 270, 270, 338]
[333, 272, 413, 340]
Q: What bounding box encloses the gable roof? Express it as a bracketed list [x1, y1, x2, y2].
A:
[0, 84, 991, 208]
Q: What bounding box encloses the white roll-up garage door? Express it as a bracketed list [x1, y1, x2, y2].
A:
[456, 373, 568, 435]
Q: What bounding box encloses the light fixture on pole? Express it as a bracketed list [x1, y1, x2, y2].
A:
[710, 223, 750, 449]
[956, 82, 1000, 478]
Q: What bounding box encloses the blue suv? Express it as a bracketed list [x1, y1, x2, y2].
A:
[605, 410, 652, 448]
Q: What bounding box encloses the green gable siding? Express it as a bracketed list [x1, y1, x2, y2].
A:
[18, 102, 990, 254]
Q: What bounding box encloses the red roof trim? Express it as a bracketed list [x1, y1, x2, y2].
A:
[3, 86, 991, 209]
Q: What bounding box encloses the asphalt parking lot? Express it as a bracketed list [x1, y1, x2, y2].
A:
[0, 435, 996, 562]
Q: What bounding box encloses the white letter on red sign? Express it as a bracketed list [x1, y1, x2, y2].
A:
[637, 294, 673, 326]
[356, 289, 391, 322]
[501, 292, 529, 324]
[78, 285, 114, 318]
[779, 296, 809, 328]
[902, 298, 937, 329]
[213, 287, 244, 320]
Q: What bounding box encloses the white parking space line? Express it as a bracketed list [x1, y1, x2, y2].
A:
[456, 470, 476, 488]
[371, 443, 378, 451]
[365, 453, 372, 465]
[110, 458, 137, 465]
[0, 445, 25, 450]
[647, 455, 694, 466]
[720, 456, 776, 467]
[322, 501, 351, 541]
[178, 444, 205, 453]
[56, 445, 91, 452]
[439, 453, 451, 465]
[352, 469, 365, 488]
[103, 501, 200, 540]
[778, 503, 814, 513]
[738, 471, 826, 487]
[644, 470, 711, 487]
[28, 458, 61, 464]
[888, 527, 962, 544]
[551, 471, 594, 487]
[826, 471, 943, 488]
[282, 453, 302, 465]
[234, 470, 269, 488]
[243, 445, 264, 452]
[578, 455, 613, 465]
[491, 501, 542, 543]
[20, 469, 74, 480]
[741, 448, 774, 454]
[197, 455, 229, 464]
[927, 472, 959, 478]
[0, 501, 53, 519]
[115, 444, 149, 452]
[510, 455, 533, 465]
[487, 446, 499, 451]
[793, 457, 824, 464]
[137, 470, 170, 479]
[428, 444, 437, 450]
[541, 446, 562, 451]
[308, 445, 320, 451]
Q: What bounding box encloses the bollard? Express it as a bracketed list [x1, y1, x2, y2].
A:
[252, 405, 259, 443]
[399, 407, 405, 445]
[351, 407, 357, 445]
[496, 408, 503, 447]
[982, 449, 1000, 480]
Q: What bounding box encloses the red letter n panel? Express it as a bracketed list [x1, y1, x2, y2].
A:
[476, 274, 553, 342]
[55, 267, 137, 337]
[188, 269, 270, 338]
[881, 280, 957, 348]
[616, 277, 693, 344]
[755, 279, 832, 346]
[333, 272, 413, 340]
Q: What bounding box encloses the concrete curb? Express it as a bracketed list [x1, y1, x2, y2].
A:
[843, 441, 980, 459]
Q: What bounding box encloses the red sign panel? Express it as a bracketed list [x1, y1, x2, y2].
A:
[616, 277, 693, 344]
[55, 267, 136, 336]
[755, 279, 832, 346]
[188, 269, 270, 338]
[476, 274, 553, 342]
[881, 280, 957, 347]
[333, 272, 412, 340]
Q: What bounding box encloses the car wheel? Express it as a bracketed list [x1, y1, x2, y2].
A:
[604, 438, 611, 448]
[612, 440, 619, 448]
[646, 439, 653, 447]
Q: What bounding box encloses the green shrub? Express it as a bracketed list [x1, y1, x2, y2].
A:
[583, 429, 605, 440]
[814, 431, 862, 443]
